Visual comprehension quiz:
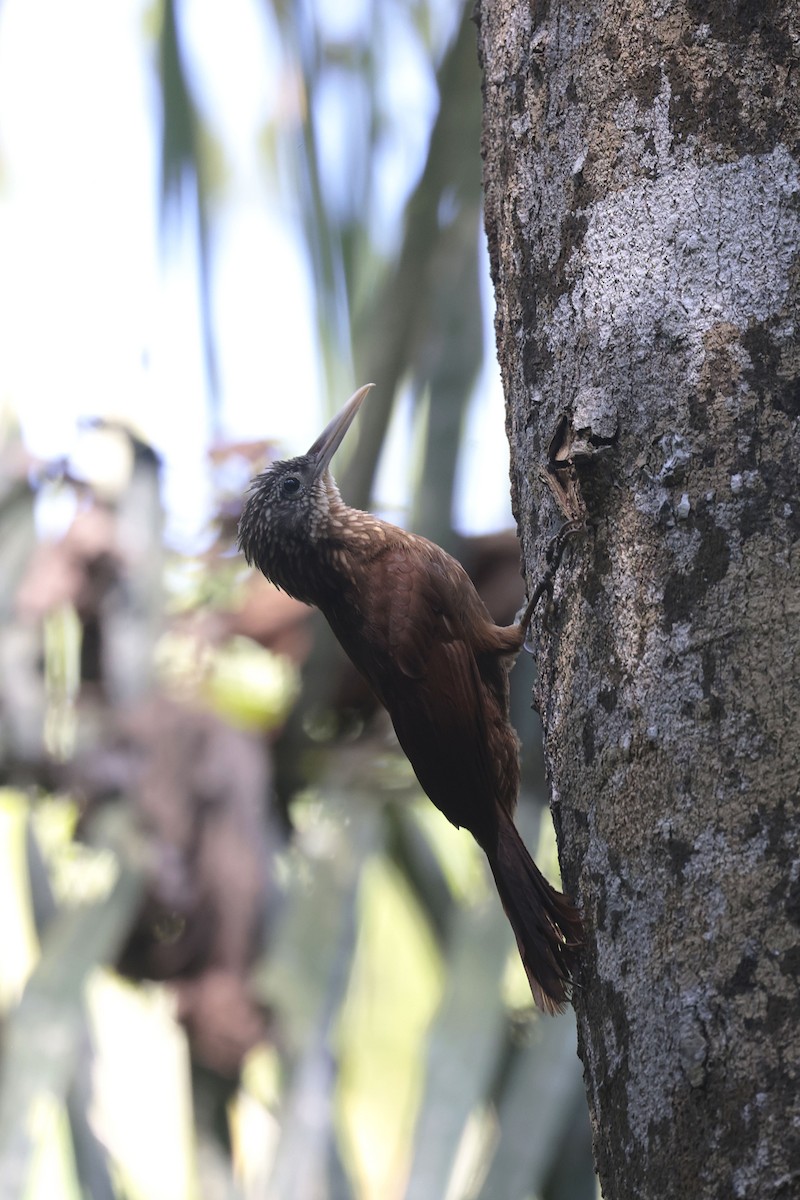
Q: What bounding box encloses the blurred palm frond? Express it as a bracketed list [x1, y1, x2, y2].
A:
[157, 0, 220, 416]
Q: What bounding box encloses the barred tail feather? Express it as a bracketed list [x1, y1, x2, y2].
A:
[487, 811, 582, 1014]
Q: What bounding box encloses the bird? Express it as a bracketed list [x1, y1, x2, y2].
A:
[238, 384, 582, 1012]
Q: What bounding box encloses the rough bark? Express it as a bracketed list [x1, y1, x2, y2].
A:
[477, 2, 800, 1197]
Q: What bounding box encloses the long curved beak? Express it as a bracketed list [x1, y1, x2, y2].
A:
[307, 383, 374, 478]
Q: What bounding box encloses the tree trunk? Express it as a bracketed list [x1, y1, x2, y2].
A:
[477, 2, 800, 1197]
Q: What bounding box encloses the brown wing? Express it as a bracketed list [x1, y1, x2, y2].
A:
[336, 540, 519, 845]
[319, 532, 580, 1015]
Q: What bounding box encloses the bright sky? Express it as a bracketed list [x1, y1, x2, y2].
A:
[0, 0, 512, 548]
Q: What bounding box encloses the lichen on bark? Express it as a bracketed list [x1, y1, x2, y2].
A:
[477, 1, 800, 1196]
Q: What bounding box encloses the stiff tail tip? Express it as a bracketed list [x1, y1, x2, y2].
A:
[489, 813, 583, 1015]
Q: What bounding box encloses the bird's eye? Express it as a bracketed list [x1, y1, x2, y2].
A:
[282, 476, 301, 497]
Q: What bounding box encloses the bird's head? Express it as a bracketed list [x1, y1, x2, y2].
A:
[238, 383, 373, 591]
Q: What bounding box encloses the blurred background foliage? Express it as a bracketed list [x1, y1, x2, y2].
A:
[0, 0, 594, 1197]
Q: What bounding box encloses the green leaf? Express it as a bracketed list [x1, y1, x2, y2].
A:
[0, 806, 145, 1199]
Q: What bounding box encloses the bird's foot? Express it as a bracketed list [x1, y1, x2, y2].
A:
[518, 519, 584, 650]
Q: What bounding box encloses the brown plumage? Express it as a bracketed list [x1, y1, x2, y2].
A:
[238, 384, 582, 1012]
